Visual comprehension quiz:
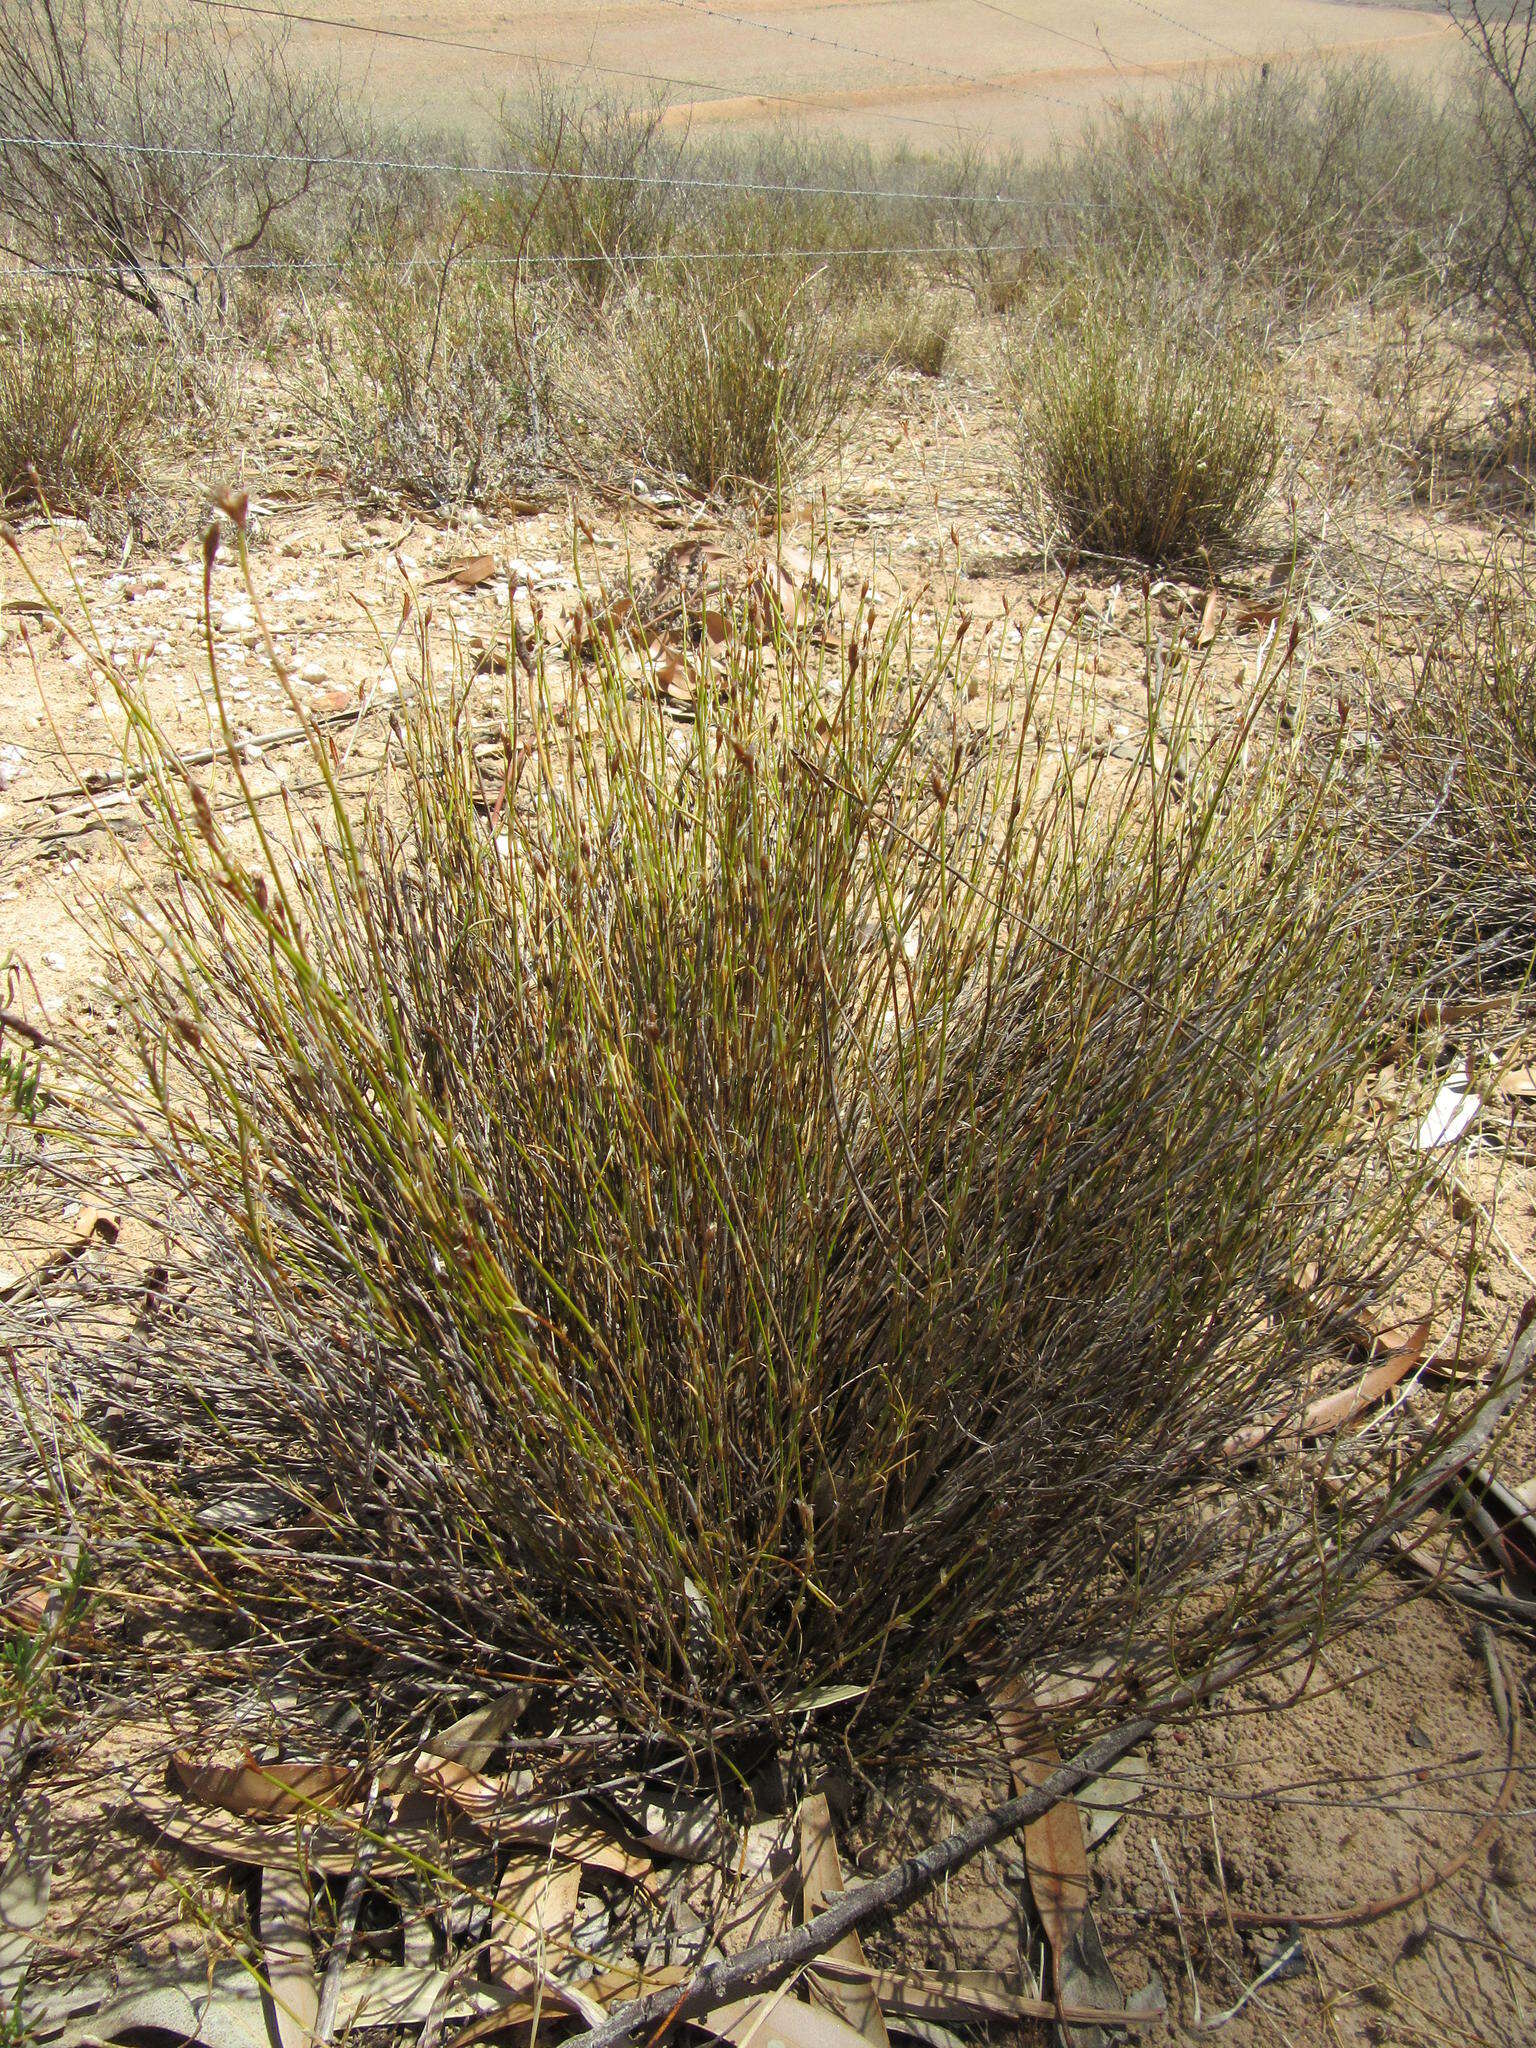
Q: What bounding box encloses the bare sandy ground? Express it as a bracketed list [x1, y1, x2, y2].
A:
[257, 0, 1460, 151]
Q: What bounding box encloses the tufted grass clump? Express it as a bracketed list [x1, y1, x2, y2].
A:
[0, 290, 166, 510]
[853, 285, 957, 376]
[22, 508, 1455, 1755]
[1015, 283, 1280, 566]
[613, 258, 856, 498]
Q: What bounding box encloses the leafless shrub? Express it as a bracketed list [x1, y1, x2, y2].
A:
[1358, 302, 1533, 513]
[1460, 1, 1536, 366]
[488, 78, 685, 311]
[1056, 59, 1473, 307]
[0, 0, 345, 319]
[302, 226, 549, 508]
[1374, 545, 1536, 1009]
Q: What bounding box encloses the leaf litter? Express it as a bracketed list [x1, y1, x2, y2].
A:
[12, 1669, 1184, 2048]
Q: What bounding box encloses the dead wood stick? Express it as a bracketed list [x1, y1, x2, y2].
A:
[0, 1007, 46, 1049]
[29, 698, 397, 816]
[558, 1710, 1158, 2048]
[1359, 1298, 1536, 1561]
[315, 1775, 383, 2045]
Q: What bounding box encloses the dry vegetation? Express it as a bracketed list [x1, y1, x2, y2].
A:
[5, 5, 1536, 2047]
[58, 516, 1437, 1748]
[1011, 279, 1280, 565]
[0, 296, 168, 511]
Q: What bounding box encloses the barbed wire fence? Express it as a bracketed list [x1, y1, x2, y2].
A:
[0, 0, 1454, 309]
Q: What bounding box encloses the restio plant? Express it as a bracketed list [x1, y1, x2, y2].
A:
[613, 256, 855, 498]
[1377, 546, 1536, 1011]
[1014, 279, 1280, 565]
[0, 290, 166, 509]
[21, 504, 1453, 1758]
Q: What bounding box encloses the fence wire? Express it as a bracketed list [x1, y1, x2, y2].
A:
[0, 129, 1043, 208]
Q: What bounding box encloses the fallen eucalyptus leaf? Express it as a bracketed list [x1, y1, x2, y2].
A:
[128, 1787, 483, 1880]
[428, 555, 496, 592]
[172, 1753, 357, 1819]
[258, 1863, 317, 2048]
[980, 1676, 1088, 1985]
[709, 1986, 873, 2048]
[1078, 1753, 1148, 1851]
[490, 1859, 582, 1984]
[801, 1964, 1161, 2033]
[0, 1802, 50, 2008]
[418, 1688, 530, 1773]
[47, 1963, 271, 2048]
[1224, 1319, 1432, 1460]
[1055, 1905, 1124, 2048]
[800, 1794, 889, 2048]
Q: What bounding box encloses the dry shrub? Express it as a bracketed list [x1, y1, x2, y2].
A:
[0, 289, 166, 509]
[1461, 1, 1536, 368]
[1358, 304, 1533, 515]
[0, 0, 345, 319]
[1057, 60, 1472, 303]
[306, 236, 547, 507]
[681, 142, 909, 296]
[27, 507, 1459, 1756]
[614, 259, 855, 497]
[489, 79, 683, 311]
[1015, 282, 1279, 566]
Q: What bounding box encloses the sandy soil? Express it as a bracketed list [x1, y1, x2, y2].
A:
[246, 1, 1459, 150]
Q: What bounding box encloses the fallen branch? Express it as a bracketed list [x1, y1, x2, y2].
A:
[558, 1712, 1158, 2048]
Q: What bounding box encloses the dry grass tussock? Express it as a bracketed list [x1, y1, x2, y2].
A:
[488, 80, 684, 314]
[1013, 280, 1280, 567]
[852, 287, 957, 377]
[0, 289, 168, 510]
[6, 507, 1471, 1761]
